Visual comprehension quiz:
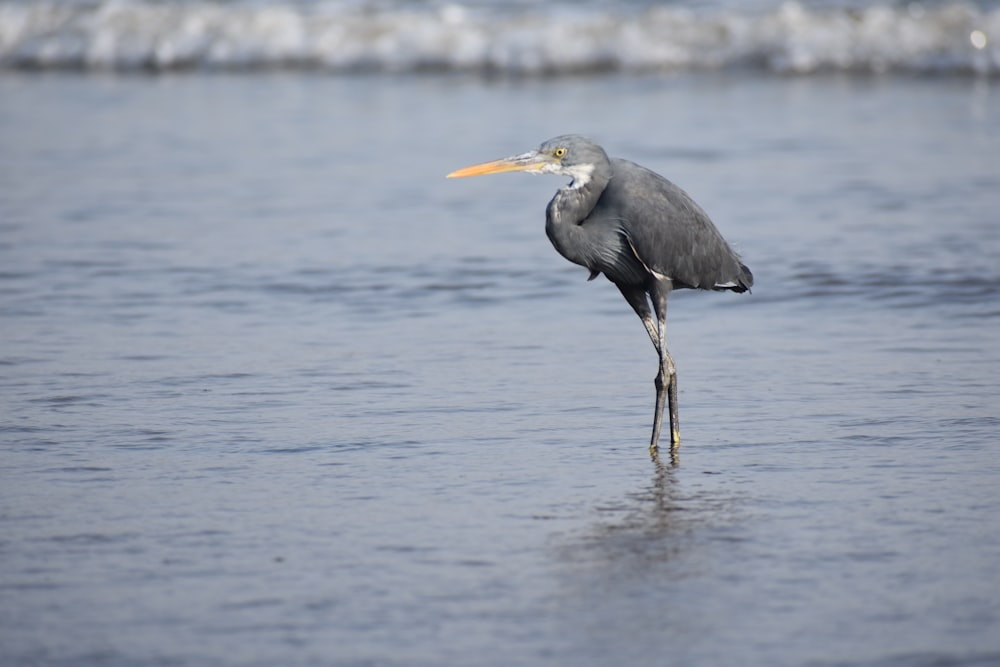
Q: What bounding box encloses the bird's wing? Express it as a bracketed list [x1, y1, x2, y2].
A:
[606, 159, 746, 291]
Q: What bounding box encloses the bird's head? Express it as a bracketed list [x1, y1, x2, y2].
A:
[447, 135, 608, 189]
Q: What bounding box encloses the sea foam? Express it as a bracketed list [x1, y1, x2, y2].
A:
[0, 1, 996, 75]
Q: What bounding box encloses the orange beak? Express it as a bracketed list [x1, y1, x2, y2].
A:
[446, 150, 554, 178]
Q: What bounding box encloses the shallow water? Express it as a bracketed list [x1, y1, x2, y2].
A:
[1, 72, 999, 666]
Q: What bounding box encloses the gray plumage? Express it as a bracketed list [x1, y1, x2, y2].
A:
[448, 134, 752, 454]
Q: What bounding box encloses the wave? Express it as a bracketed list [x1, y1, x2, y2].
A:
[0, 1, 997, 75]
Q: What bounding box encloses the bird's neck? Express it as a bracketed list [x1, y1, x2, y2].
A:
[544, 167, 610, 268]
[547, 169, 608, 225]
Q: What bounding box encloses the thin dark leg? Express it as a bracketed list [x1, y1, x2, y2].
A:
[663, 345, 679, 448]
[650, 283, 679, 451]
[651, 365, 666, 453]
[649, 338, 679, 453]
[617, 283, 675, 454]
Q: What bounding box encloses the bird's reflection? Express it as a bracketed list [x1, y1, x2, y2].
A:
[651, 444, 680, 470]
[556, 457, 683, 568]
[547, 450, 743, 663]
[606, 453, 682, 544]
[557, 448, 734, 570]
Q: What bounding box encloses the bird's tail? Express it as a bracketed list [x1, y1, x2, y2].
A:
[734, 263, 754, 293]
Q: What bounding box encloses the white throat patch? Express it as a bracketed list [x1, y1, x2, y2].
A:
[564, 163, 594, 189]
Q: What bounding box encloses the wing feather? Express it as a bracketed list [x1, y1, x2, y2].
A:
[601, 158, 750, 291]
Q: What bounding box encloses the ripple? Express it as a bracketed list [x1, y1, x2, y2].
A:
[779, 261, 1000, 312]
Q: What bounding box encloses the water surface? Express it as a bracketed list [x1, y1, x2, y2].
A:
[1, 71, 999, 666]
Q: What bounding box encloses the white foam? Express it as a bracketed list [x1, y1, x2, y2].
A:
[0, 1, 996, 75]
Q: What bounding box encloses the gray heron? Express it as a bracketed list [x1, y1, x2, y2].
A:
[448, 135, 752, 454]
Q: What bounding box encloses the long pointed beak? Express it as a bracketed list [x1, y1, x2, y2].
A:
[447, 150, 553, 178]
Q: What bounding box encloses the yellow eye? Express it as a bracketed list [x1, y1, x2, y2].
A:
[554, 147, 567, 158]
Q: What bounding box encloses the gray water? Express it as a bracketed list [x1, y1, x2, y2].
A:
[1, 71, 999, 666]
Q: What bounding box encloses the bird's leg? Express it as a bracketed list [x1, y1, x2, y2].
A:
[634, 306, 660, 350]
[617, 284, 671, 454]
[651, 361, 668, 454]
[651, 290, 680, 451]
[649, 332, 678, 454]
[641, 314, 672, 454]
[655, 333, 679, 450]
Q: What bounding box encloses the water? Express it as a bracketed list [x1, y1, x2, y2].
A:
[2, 52, 1000, 667]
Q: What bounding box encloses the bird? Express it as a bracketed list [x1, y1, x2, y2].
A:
[447, 135, 752, 454]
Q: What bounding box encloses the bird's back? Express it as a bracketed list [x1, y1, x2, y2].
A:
[595, 158, 752, 292]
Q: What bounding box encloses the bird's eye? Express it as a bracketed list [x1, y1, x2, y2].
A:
[554, 147, 567, 158]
